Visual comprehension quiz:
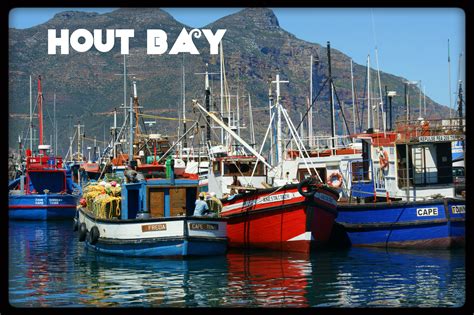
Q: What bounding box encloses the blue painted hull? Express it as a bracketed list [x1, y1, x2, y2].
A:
[337, 198, 465, 248]
[85, 238, 227, 257]
[9, 194, 79, 220]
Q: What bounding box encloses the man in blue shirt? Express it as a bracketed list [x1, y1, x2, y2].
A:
[193, 192, 210, 216]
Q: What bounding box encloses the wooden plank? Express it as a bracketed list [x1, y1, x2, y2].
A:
[169, 187, 187, 217]
[149, 189, 164, 218]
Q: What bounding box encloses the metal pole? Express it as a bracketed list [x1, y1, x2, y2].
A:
[220, 43, 224, 144]
[54, 93, 57, 156]
[182, 54, 187, 148]
[367, 55, 371, 130]
[309, 54, 313, 147]
[29, 75, 33, 151]
[205, 64, 211, 143]
[351, 59, 356, 134]
[327, 41, 336, 150]
[405, 83, 409, 121]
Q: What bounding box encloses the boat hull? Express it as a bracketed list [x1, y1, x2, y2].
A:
[337, 198, 465, 249]
[78, 208, 227, 257]
[220, 185, 339, 253]
[9, 194, 78, 220]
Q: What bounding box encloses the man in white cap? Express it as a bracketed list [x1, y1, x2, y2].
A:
[193, 192, 210, 216]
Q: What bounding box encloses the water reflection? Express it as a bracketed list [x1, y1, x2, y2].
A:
[9, 221, 465, 307]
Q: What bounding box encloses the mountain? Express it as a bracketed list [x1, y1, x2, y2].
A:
[8, 8, 449, 154]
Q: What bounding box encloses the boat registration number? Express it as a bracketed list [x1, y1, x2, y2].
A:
[451, 205, 465, 214]
[189, 223, 218, 230]
[416, 207, 438, 217]
[142, 224, 167, 232]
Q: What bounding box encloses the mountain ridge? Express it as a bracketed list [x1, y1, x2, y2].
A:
[8, 8, 448, 154]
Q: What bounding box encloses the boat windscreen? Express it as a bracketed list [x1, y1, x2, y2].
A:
[28, 171, 65, 193]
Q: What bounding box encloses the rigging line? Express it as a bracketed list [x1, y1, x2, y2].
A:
[331, 79, 353, 138]
[283, 77, 330, 149]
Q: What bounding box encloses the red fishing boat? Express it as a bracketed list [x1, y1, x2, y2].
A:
[220, 181, 338, 253]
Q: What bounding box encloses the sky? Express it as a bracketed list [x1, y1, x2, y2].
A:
[9, 7, 465, 108]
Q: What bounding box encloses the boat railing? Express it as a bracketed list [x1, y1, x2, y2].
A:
[394, 118, 465, 143]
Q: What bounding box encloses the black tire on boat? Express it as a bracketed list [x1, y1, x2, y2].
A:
[73, 218, 78, 232]
[90, 226, 100, 245]
[297, 178, 317, 198]
[78, 223, 87, 242]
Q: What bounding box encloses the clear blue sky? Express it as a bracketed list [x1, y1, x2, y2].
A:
[9, 8, 465, 108]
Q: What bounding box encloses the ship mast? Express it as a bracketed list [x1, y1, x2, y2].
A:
[37, 76, 44, 153]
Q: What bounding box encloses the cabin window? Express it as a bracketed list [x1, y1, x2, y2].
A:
[351, 162, 365, 182]
[223, 161, 265, 176]
[297, 168, 326, 182]
[213, 161, 221, 175]
[397, 143, 453, 188]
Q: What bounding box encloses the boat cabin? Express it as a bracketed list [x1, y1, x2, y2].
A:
[348, 118, 464, 201]
[120, 178, 199, 220]
[208, 156, 267, 198]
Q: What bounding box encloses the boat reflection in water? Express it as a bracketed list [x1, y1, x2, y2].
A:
[226, 250, 314, 307]
[307, 247, 465, 307]
[9, 220, 464, 307]
[9, 221, 77, 307]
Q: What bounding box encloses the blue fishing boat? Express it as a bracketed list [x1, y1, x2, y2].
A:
[76, 79, 226, 257]
[336, 117, 465, 249]
[76, 168, 227, 257]
[9, 76, 81, 220]
[9, 147, 82, 220]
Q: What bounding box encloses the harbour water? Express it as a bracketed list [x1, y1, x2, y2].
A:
[9, 220, 465, 307]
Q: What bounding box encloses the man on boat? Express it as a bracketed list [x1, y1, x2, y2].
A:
[194, 192, 211, 216]
[230, 175, 245, 194]
[206, 192, 222, 216]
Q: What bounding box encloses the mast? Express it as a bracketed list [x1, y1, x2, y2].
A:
[54, 92, 57, 156]
[375, 47, 386, 132]
[37, 76, 44, 152]
[309, 54, 313, 147]
[182, 54, 187, 148]
[367, 55, 372, 130]
[418, 80, 422, 119]
[123, 55, 127, 126]
[327, 41, 336, 150]
[236, 88, 240, 137]
[220, 43, 224, 144]
[205, 63, 211, 143]
[113, 108, 117, 159]
[129, 94, 134, 163]
[248, 93, 255, 146]
[448, 39, 452, 117]
[457, 80, 463, 118]
[350, 59, 356, 134]
[29, 75, 33, 151]
[268, 80, 274, 165]
[272, 73, 289, 166]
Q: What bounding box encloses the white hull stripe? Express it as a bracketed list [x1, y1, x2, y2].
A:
[287, 232, 314, 241]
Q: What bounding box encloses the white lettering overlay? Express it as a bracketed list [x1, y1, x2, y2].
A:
[48, 28, 226, 55]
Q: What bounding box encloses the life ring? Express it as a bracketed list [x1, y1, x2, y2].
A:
[297, 178, 317, 198]
[326, 172, 343, 188]
[89, 226, 100, 245]
[379, 149, 389, 170]
[78, 223, 87, 242]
